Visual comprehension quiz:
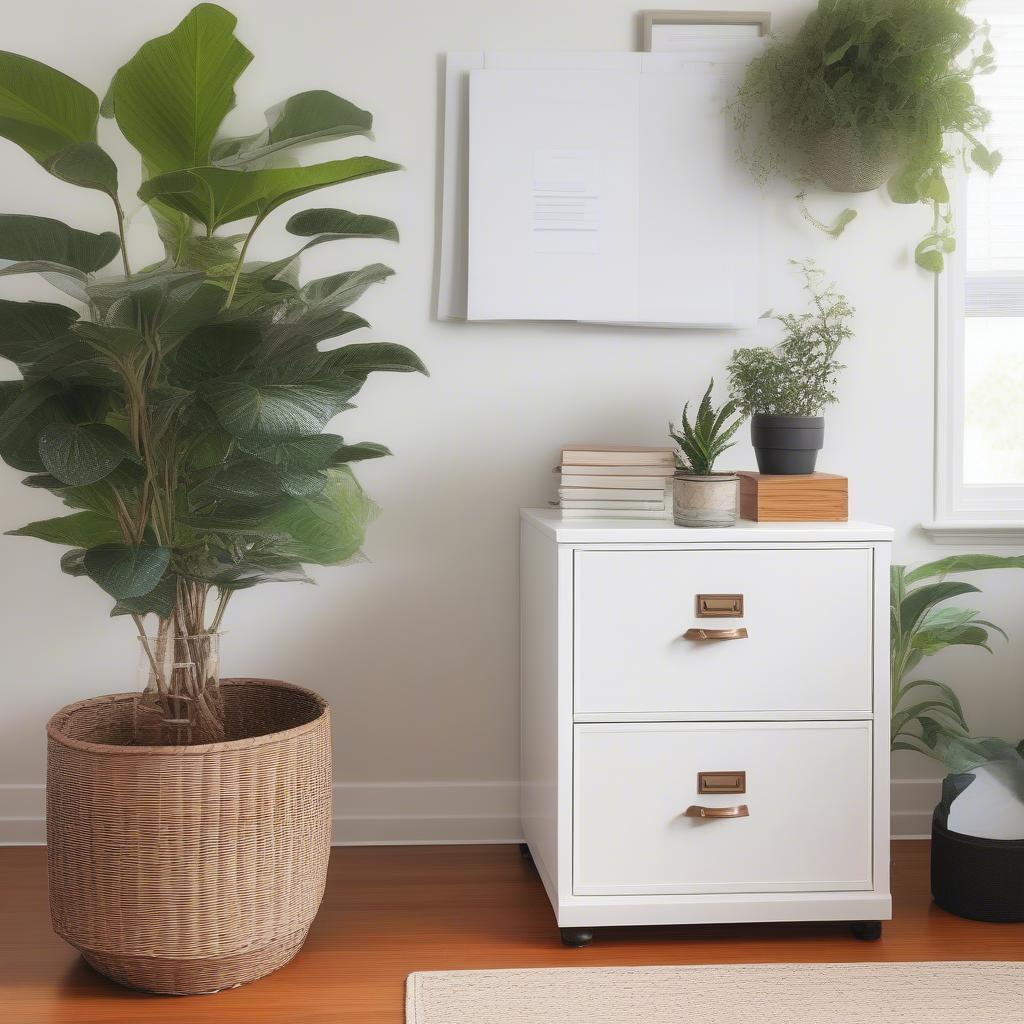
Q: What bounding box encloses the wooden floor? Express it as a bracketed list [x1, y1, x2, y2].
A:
[2, 841, 1022, 1023]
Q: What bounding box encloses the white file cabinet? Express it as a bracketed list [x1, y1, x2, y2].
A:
[519, 509, 893, 945]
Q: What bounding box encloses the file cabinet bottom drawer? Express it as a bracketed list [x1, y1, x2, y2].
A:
[573, 721, 873, 896]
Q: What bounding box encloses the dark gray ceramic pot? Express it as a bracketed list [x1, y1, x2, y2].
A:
[931, 810, 1024, 922]
[750, 414, 825, 475]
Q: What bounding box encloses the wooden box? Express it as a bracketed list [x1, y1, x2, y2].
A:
[738, 472, 848, 522]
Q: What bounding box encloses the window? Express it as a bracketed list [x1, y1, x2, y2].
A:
[932, 0, 1024, 540]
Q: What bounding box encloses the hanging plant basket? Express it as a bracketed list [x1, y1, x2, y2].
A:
[47, 678, 331, 995]
[807, 128, 897, 194]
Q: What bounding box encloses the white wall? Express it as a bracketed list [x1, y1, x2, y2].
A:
[1, 0, 1022, 843]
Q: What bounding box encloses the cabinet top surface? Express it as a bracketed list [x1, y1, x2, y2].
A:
[521, 508, 893, 543]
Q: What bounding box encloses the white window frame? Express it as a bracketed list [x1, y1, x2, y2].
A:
[927, 171, 1024, 543]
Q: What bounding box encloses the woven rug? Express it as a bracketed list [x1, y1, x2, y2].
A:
[406, 962, 1024, 1023]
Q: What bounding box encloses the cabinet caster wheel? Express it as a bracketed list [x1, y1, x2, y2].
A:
[850, 920, 882, 941]
[518, 843, 533, 860]
[560, 927, 594, 948]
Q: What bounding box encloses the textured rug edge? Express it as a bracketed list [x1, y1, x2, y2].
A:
[405, 961, 1024, 1024]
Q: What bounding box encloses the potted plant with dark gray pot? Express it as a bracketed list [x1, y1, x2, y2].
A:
[727, 260, 853, 475]
[669, 378, 743, 527]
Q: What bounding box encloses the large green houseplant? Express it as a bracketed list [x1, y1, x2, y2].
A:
[0, 3, 425, 993]
[734, 0, 1000, 270]
[0, 3, 425, 744]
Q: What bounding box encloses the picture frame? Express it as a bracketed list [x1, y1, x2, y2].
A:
[639, 9, 771, 53]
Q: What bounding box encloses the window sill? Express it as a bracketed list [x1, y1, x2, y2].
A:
[922, 520, 1024, 544]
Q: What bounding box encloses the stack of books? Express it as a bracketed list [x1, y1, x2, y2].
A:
[556, 444, 675, 519]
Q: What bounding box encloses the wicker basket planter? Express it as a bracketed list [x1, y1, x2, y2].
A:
[46, 678, 331, 995]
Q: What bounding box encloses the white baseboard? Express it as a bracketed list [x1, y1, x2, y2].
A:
[0, 781, 523, 846]
[0, 778, 938, 845]
[891, 777, 941, 840]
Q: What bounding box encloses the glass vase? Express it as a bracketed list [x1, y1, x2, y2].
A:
[133, 628, 224, 746]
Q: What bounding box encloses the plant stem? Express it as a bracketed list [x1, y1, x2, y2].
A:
[223, 220, 261, 310]
[131, 613, 166, 695]
[111, 195, 133, 278]
[210, 589, 232, 632]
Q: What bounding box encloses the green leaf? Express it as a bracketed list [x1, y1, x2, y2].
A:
[83, 543, 171, 599]
[240, 435, 390, 469]
[44, 475, 136, 518]
[0, 379, 62, 445]
[822, 31, 855, 66]
[87, 267, 207, 333]
[900, 580, 980, 635]
[190, 458, 325, 504]
[211, 90, 373, 167]
[169, 320, 262, 388]
[910, 606, 994, 655]
[0, 298, 79, 365]
[0, 50, 98, 163]
[887, 164, 925, 205]
[43, 141, 119, 196]
[897, 679, 968, 726]
[200, 378, 357, 441]
[914, 246, 945, 273]
[230, 210, 400, 303]
[904, 555, 1024, 585]
[200, 338, 425, 442]
[199, 553, 310, 590]
[319, 341, 428, 377]
[108, 2, 253, 174]
[286, 208, 398, 243]
[158, 281, 229, 346]
[37, 422, 133, 485]
[138, 157, 401, 234]
[971, 144, 1003, 175]
[892, 698, 969, 738]
[60, 547, 87, 577]
[937, 735, 1024, 789]
[923, 172, 950, 205]
[0, 214, 119, 274]
[259, 264, 394, 355]
[176, 507, 290, 541]
[110, 576, 177, 617]
[72, 322, 149, 361]
[261, 466, 378, 565]
[6, 509, 122, 547]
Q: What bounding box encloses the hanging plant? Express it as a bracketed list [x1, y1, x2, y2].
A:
[733, 0, 1001, 271]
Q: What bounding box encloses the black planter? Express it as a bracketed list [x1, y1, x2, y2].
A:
[750, 414, 824, 475]
[931, 810, 1024, 922]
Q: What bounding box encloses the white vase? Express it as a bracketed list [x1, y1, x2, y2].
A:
[672, 473, 739, 528]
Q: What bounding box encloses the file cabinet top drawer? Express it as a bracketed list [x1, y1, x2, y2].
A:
[573, 547, 874, 715]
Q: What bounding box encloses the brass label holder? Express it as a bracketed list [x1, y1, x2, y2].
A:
[696, 594, 744, 618]
[697, 771, 746, 795]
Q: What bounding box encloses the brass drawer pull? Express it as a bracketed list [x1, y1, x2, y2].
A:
[696, 593, 744, 618]
[698, 771, 746, 795]
[684, 804, 749, 819]
[683, 627, 748, 641]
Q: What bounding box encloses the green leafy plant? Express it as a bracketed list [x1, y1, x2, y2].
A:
[0, 4, 427, 742]
[733, 0, 1000, 270]
[669, 378, 743, 475]
[727, 260, 852, 417]
[890, 555, 1024, 757]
